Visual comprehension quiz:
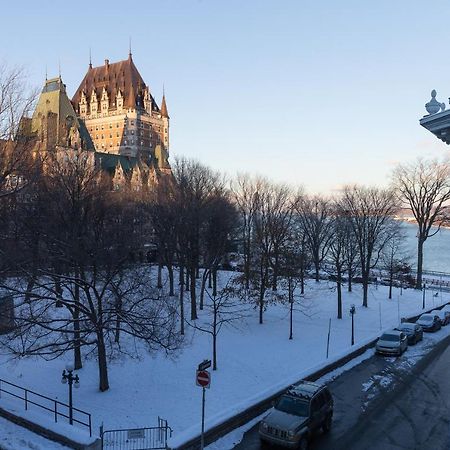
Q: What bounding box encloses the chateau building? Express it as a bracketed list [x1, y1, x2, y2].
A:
[19, 53, 171, 190]
[72, 52, 170, 172]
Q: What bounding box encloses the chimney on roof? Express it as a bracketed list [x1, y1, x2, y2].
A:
[105, 59, 109, 68]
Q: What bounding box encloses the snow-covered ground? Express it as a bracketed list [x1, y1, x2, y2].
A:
[0, 274, 446, 447]
[0, 416, 70, 450]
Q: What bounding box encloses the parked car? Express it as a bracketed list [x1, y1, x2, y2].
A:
[431, 309, 450, 326]
[375, 330, 408, 356]
[259, 381, 333, 449]
[440, 304, 450, 319]
[395, 322, 423, 345]
[417, 313, 442, 332]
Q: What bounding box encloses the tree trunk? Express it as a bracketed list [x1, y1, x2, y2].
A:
[259, 263, 265, 324]
[213, 307, 217, 370]
[96, 332, 109, 392]
[315, 260, 320, 282]
[185, 270, 190, 292]
[337, 266, 342, 319]
[389, 265, 393, 300]
[190, 266, 197, 320]
[200, 269, 209, 310]
[208, 271, 212, 289]
[289, 277, 293, 339]
[272, 251, 279, 291]
[362, 274, 369, 307]
[167, 265, 174, 296]
[416, 237, 424, 289]
[73, 268, 82, 370]
[300, 262, 305, 295]
[348, 266, 352, 292]
[179, 266, 185, 335]
[157, 263, 163, 289]
[212, 269, 217, 298]
[244, 233, 251, 290]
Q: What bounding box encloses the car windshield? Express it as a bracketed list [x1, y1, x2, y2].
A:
[420, 315, 433, 322]
[276, 395, 309, 417]
[380, 334, 399, 342]
[398, 326, 412, 333]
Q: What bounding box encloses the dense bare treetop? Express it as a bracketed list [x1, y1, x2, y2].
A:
[393, 158, 450, 234]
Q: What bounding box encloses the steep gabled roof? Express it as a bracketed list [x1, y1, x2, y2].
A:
[72, 56, 160, 112]
[31, 77, 94, 150]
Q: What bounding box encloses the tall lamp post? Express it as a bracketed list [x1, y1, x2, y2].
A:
[422, 283, 426, 309]
[350, 304, 356, 346]
[61, 364, 80, 425]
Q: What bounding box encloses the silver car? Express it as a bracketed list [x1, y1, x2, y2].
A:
[375, 330, 408, 356]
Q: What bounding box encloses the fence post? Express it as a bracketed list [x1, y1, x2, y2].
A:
[89, 414, 92, 437]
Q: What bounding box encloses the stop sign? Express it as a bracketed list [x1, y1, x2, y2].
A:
[196, 370, 211, 388]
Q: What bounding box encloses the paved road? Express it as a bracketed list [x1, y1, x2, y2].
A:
[234, 332, 450, 450]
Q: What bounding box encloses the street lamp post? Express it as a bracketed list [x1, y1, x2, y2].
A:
[350, 304, 356, 346]
[422, 283, 426, 309]
[61, 364, 80, 425]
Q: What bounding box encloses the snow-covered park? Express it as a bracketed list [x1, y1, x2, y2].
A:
[0, 271, 447, 447]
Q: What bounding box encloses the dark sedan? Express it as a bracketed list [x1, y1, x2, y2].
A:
[417, 314, 441, 332]
[395, 322, 423, 344]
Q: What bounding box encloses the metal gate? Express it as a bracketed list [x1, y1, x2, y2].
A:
[102, 418, 172, 450]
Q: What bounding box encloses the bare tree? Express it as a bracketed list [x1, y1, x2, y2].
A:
[150, 176, 179, 297]
[199, 192, 237, 309]
[393, 159, 450, 289]
[326, 211, 348, 319]
[295, 196, 333, 282]
[188, 282, 247, 370]
[232, 174, 259, 290]
[0, 64, 38, 198]
[172, 158, 222, 321]
[339, 186, 396, 307]
[381, 222, 407, 300]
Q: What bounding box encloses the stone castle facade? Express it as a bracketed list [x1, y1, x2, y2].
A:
[20, 53, 171, 190]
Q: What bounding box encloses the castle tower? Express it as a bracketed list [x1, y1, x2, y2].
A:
[72, 55, 170, 171]
[29, 77, 94, 152]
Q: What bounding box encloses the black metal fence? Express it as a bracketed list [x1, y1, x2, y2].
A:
[0, 377, 92, 436]
[102, 419, 172, 450]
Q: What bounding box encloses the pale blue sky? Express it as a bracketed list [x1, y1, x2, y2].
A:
[2, 0, 450, 193]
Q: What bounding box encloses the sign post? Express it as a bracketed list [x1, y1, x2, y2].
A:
[196, 360, 211, 450]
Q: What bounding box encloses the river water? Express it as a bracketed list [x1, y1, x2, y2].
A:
[402, 222, 450, 273]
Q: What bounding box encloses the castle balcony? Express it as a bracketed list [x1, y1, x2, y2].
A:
[420, 90, 450, 145]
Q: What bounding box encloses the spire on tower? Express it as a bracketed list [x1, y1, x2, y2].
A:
[161, 87, 169, 118]
[128, 37, 132, 60]
[89, 48, 92, 69]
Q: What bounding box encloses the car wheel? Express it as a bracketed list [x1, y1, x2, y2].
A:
[298, 437, 308, 450]
[322, 414, 332, 433]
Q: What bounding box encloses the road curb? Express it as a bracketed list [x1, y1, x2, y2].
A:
[170, 305, 445, 450]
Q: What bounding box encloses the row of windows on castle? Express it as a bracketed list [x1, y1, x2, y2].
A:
[88, 121, 166, 135]
[79, 89, 153, 115]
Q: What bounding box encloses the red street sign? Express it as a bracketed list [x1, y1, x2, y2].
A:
[196, 370, 211, 388]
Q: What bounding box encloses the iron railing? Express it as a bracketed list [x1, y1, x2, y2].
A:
[0, 377, 92, 436]
[102, 418, 172, 450]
